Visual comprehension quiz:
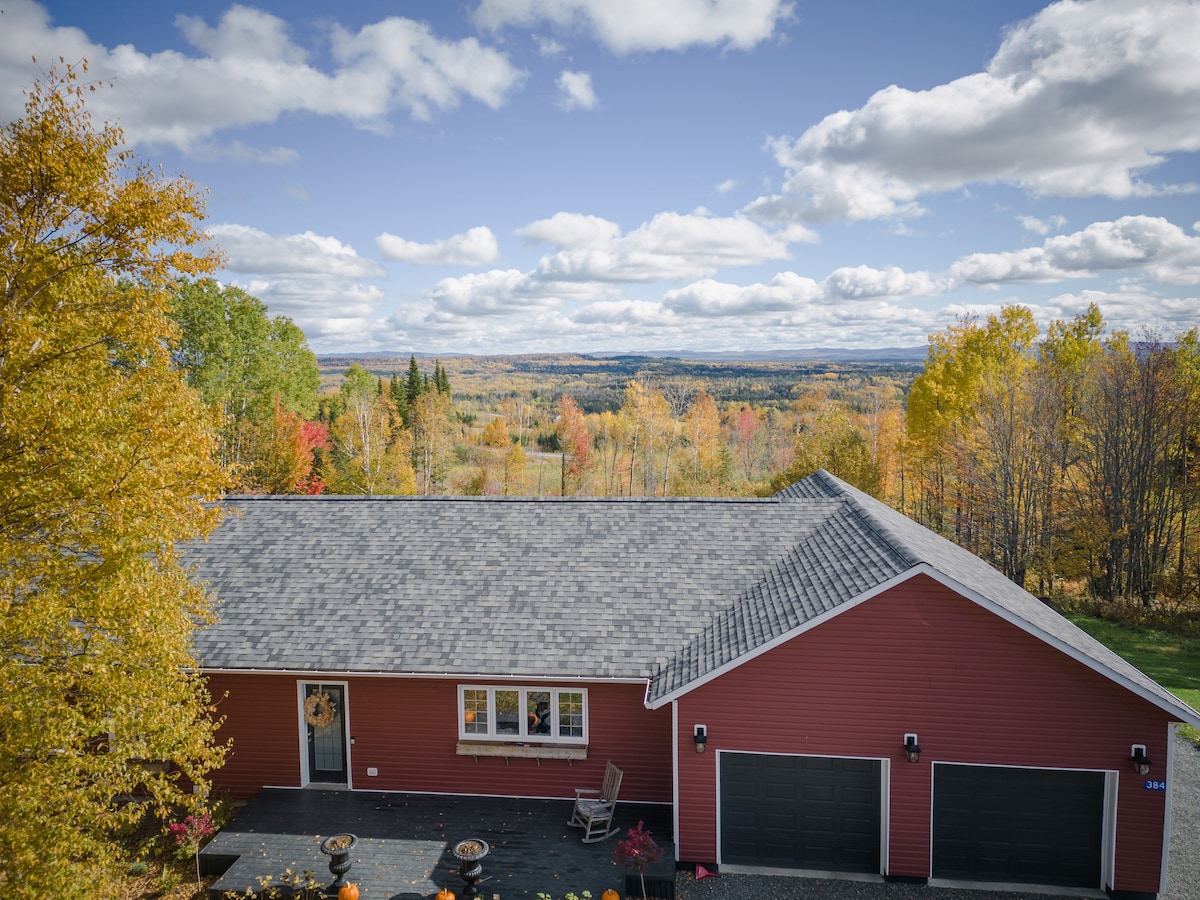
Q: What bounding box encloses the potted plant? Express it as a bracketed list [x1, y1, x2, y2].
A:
[319, 832, 359, 889]
[612, 821, 666, 900]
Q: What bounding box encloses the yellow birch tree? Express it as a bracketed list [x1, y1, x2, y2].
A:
[0, 67, 229, 897]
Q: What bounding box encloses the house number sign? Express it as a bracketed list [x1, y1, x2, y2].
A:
[1145, 780, 1167, 791]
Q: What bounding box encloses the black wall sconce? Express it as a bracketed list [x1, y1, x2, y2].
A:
[903, 733, 921, 763]
[1131, 744, 1152, 776]
[694, 724, 708, 753]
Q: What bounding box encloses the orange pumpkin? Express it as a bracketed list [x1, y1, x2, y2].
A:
[436, 889, 456, 900]
[337, 884, 360, 900]
[464, 710, 476, 723]
[602, 890, 620, 900]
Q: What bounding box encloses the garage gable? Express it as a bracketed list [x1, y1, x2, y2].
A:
[649, 472, 1200, 731]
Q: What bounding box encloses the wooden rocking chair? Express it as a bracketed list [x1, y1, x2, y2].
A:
[567, 761, 623, 843]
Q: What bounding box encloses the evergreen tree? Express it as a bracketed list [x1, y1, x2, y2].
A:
[389, 371, 408, 426]
[406, 355, 423, 408]
[435, 360, 452, 395]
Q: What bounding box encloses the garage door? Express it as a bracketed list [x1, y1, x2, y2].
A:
[933, 764, 1105, 889]
[720, 753, 881, 873]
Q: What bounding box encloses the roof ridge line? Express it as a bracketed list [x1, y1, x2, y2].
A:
[810, 470, 921, 569]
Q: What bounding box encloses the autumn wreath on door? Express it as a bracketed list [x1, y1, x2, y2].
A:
[304, 691, 337, 728]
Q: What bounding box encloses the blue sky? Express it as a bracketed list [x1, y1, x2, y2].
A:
[3, 0, 1198, 355]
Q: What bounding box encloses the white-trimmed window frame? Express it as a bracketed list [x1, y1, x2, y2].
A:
[458, 685, 587, 745]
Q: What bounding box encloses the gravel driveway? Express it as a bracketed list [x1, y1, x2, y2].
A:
[675, 734, 1200, 900]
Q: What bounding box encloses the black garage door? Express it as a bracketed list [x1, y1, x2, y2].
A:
[720, 753, 881, 873]
[933, 764, 1105, 889]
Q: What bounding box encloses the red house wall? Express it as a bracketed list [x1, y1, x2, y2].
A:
[206, 673, 302, 799]
[205, 674, 672, 804]
[674, 574, 1174, 894]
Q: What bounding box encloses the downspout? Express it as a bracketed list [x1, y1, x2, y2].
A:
[672, 699, 680, 863]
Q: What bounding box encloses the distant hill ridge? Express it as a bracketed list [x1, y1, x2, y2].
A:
[318, 347, 927, 365]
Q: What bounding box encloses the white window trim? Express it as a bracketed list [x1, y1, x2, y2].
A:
[458, 685, 588, 745]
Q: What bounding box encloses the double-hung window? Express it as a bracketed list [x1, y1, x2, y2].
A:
[459, 686, 586, 744]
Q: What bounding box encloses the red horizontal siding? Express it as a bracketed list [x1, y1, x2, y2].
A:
[207, 673, 302, 798]
[675, 574, 1174, 894]
[207, 675, 672, 804]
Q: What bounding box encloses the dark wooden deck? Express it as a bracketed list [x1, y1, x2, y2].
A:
[200, 788, 674, 900]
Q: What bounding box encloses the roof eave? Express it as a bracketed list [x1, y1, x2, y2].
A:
[197, 666, 651, 685]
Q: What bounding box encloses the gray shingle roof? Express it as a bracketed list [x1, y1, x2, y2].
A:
[187, 473, 1200, 726]
[188, 494, 825, 680]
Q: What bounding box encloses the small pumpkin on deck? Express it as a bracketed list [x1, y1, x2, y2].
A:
[602, 889, 620, 900]
[436, 888, 456, 900]
[337, 883, 360, 900]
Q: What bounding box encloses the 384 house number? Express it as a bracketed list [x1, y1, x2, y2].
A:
[1145, 780, 1168, 791]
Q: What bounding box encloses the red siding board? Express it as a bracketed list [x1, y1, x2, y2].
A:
[208, 673, 302, 798]
[206, 675, 672, 804]
[675, 575, 1174, 893]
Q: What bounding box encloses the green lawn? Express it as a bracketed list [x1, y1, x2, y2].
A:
[1065, 613, 1200, 736]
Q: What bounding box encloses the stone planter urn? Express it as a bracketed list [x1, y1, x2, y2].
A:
[452, 838, 490, 899]
[319, 832, 359, 890]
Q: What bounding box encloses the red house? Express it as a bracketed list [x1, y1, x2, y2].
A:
[190, 471, 1199, 899]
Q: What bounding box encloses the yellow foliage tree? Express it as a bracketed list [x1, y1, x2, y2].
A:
[328, 365, 415, 495]
[675, 388, 728, 495]
[501, 441, 529, 496]
[481, 415, 511, 449]
[0, 67, 230, 897]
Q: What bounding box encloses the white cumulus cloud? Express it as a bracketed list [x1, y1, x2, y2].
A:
[210, 224, 387, 278]
[556, 70, 598, 110]
[376, 227, 500, 266]
[664, 272, 822, 316]
[525, 210, 810, 283]
[0, 0, 526, 152]
[473, 0, 792, 52]
[206, 224, 387, 344]
[951, 216, 1200, 285]
[518, 212, 623, 249]
[744, 0, 1200, 224]
[425, 269, 566, 316]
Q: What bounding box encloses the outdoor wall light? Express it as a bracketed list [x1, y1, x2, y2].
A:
[903, 733, 922, 763]
[694, 724, 708, 753]
[1131, 744, 1152, 776]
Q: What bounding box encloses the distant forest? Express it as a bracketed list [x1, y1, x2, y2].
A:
[316, 352, 923, 413]
[173, 282, 1200, 619]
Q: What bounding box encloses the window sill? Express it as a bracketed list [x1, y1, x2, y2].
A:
[455, 741, 588, 761]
